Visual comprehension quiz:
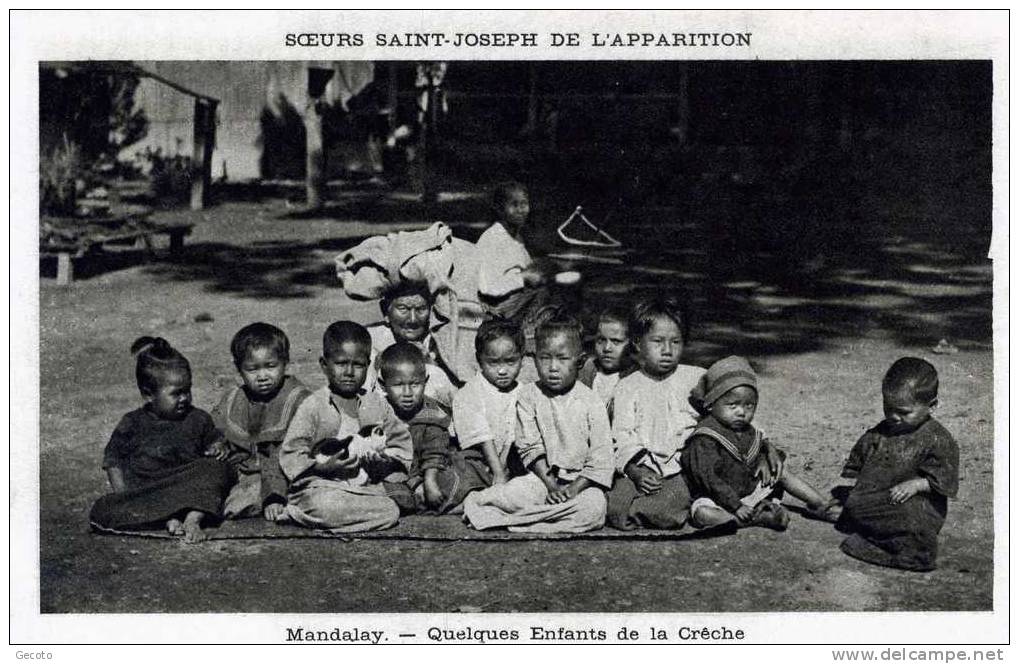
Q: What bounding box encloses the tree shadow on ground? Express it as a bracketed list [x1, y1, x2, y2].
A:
[277, 190, 488, 225]
[580, 214, 991, 364]
[46, 180, 991, 362]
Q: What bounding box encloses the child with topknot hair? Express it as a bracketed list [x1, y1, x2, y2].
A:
[837, 357, 959, 571]
[89, 337, 235, 543]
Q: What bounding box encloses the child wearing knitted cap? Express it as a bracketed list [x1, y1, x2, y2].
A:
[682, 356, 840, 530]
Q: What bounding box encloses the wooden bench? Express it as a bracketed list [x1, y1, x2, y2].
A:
[41, 222, 194, 286]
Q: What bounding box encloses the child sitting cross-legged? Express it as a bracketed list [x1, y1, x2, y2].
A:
[451, 318, 528, 489]
[606, 297, 704, 530]
[682, 356, 841, 531]
[278, 321, 413, 533]
[210, 323, 312, 521]
[463, 314, 613, 533]
[836, 357, 959, 572]
[89, 337, 236, 543]
[375, 342, 462, 514]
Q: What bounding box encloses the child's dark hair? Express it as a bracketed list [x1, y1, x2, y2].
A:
[380, 280, 433, 317]
[378, 342, 426, 382]
[492, 180, 527, 213]
[535, 313, 583, 351]
[475, 318, 524, 357]
[323, 321, 371, 357]
[630, 296, 690, 342]
[883, 357, 939, 403]
[130, 336, 190, 395]
[230, 322, 290, 368]
[598, 304, 630, 330]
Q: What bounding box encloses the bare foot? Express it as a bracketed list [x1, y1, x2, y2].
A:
[181, 511, 207, 544]
[262, 502, 285, 522]
[691, 504, 737, 529]
[166, 518, 184, 536]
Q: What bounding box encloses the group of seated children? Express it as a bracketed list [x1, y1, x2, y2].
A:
[90, 296, 959, 572]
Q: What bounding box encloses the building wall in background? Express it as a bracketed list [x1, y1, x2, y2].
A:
[124, 61, 374, 180]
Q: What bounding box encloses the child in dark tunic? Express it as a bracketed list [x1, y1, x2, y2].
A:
[837, 357, 959, 571]
[89, 337, 235, 543]
[376, 343, 465, 513]
[682, 356, 840, 530]
[210, 323, 312, 521]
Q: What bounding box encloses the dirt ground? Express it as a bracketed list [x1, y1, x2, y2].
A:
[37, 189, 995, 613]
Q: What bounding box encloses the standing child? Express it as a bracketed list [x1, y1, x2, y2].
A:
[836, 357, 959, 571]
[89, 337, 235, 543]
[578, 305, 635, 405]
[476, 181, 555, 354]
[452, 318, 527, 490]
[376, 342, 459, 513]
[278, 321, 413, 532]
[682, 356, 840, 530]
[210, 323, 311, 521]
[606, 297, 704, 530]
[463, 315, 613, 533]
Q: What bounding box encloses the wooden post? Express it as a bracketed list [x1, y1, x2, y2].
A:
[386, 63, 398, 133]
[305, 100, 325, 210]
[524, 63, 538, 136]
[190, 99, 217, 210]
[837, 66, 853, 151]
[675, 63, 690, 145]
[419, 77, 440, 203]
[305, 67, 334, 210]
[169, 228, 188, 253]
[56, 253, 73, 286]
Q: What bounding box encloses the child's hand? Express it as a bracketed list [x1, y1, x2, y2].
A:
[626, 464, 662, 495]
[522, 266, 546, 287]
[357, 448, 384, 463]
[206, 439, 231, 461]
[889, 478, 927, 504]
[546, 487, 574, 504]
[759, 444, 784, 485]
[348, 434, 385, 460]
[423, 477, 446, 509]
[735, 505, 754, 523]
[315, 451, 360, 476]
[263, 502, 285, 521]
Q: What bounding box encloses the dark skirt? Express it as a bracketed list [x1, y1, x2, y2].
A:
[90, 458, 236, 532]
[481, 283, 579, 355]
[837, 488, 948, 572]
[606, 473, 691, 531]
[385, 447, 526, 515]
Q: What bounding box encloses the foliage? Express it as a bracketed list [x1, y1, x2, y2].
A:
[39, 135, 82, 216]
[39, 64, 149, 167]
[135, 146, 193, 202]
